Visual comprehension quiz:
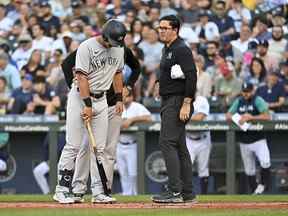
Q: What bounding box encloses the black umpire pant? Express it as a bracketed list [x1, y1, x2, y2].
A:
[159, 95, 194, 195]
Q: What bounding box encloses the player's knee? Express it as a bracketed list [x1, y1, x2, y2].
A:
[260, 161, 271, 169]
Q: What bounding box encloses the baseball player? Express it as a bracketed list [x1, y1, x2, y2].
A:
[60, 42, 140, 202]
[186, 96, 211, 194]
[53, 19, 127, 204]
[33, 133, 65, 194]
[72, 47, 141, 203]
[226, 82, 271, 194]
[116, 89, 152, 195]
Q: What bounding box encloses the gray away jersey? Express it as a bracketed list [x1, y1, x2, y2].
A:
[75, 37, 124, 93]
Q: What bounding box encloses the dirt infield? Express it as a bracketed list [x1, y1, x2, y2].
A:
[0, 202, 288, 209]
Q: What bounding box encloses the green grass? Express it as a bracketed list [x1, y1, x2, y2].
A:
[0, 194, 287, 203]
[0, 208, 288, 216]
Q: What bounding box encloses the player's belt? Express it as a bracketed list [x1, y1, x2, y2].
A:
[187, 134, 207, 141]
[120, 140, 136, 145]
[90, 92, 104, 99]
[77, 88, 104, 99]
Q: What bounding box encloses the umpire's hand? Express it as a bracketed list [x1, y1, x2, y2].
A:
[81, 106, 93, 123]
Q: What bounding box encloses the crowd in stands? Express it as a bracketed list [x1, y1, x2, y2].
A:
[0, 0, 287, 116]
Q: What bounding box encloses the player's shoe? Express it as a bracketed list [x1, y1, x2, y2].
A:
[91, 193, 117, 204]
[151, 191, 184, 203]
[73, 193, 85, 203]
[182, 193, 197, 203]
[253, 184, 265, 195]
[53, 192, 75, 204]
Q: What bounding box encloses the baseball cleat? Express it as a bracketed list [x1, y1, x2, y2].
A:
[91, 193, 117, 204]
[73, 193, 85, 203]
[253, 184, 265, 195]
[53, 192, 75, 204]
[151, 191, 184, 203]
[182, 194, 197, 203]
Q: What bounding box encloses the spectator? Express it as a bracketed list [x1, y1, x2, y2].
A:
[159, 0, 178, 18]
[256, 71, 286, 112]
[252, 16, 272, 41]
[31, 23, 54, 60]
[0, 76, 10, 114]
[244, 57, 267, 89]
[147, 6, 160, 29]
[268, 25, 287, 63]
[270, 10, 287, 35]
[11, 34, 33, 70]
[231, 24, 252, 65]
[214, 61, 242, 109]
[123, 10, 136, 31]
[131, 19, 143, 45]
[70, 20, 86, 43]
[70, 0, 90, 25]
[203, 41, 219, 69]
[7, 20, 24, 52]
[256, 40, 279, 72]
[0, 51, 21, 94]
[195, 10, 220, 44]
[138, 28, 163, 97]
[8, 74, 34, 114]
[20, 49, 46, 79]
[212, 0, 236, 43]
[178, 0, 199, 25]
[106, 0, 126, 21]
[51, 31, 73, 56]
[31, 76, 60, 114]
[47, 49, 64, 88]
[6, 0, 22, 23]
[228, 0, 251, 34]
[0, 4, 14, 38]
[195, 55, 212, 98]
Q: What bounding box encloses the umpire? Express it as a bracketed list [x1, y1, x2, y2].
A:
[152, 15, 197, 203]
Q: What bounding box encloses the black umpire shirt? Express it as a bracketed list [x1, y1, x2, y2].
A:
[61, 47, 141, 106]
[159, 37, 197, 98]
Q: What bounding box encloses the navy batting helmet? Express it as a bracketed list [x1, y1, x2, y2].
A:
[102, 19, 127, 47]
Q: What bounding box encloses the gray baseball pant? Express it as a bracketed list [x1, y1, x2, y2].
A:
[55, 85, 108, 194]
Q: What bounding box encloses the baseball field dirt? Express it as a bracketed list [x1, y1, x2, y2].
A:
[0, 195, 287, 216]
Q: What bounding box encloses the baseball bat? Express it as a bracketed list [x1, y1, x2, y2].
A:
[86, 122, 110, 195]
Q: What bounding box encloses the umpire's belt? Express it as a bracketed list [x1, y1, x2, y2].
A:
[187, 134, 207, 141]
[77, 88, 104, 99]
[120, 140, 136, 145]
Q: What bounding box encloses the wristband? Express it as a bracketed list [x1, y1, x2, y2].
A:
[115, 93, 123, 102]
[83, 97, 92, 107]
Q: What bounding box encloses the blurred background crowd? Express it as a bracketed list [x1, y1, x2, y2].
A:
[0, 0, 287, 116]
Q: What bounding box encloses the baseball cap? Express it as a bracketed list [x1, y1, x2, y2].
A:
[39, 1, 51, 7]
[23, 74, 33, 82]
[257, 39, 269, 48]
[18, 34, 32, 43]
[198, 10, 210, 18]
[242, 82, 254, 92]
[71, 0, 81, 8]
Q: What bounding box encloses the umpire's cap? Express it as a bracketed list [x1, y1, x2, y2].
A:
[242, 82, 254, 92]
[102, 19, 127, 47]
